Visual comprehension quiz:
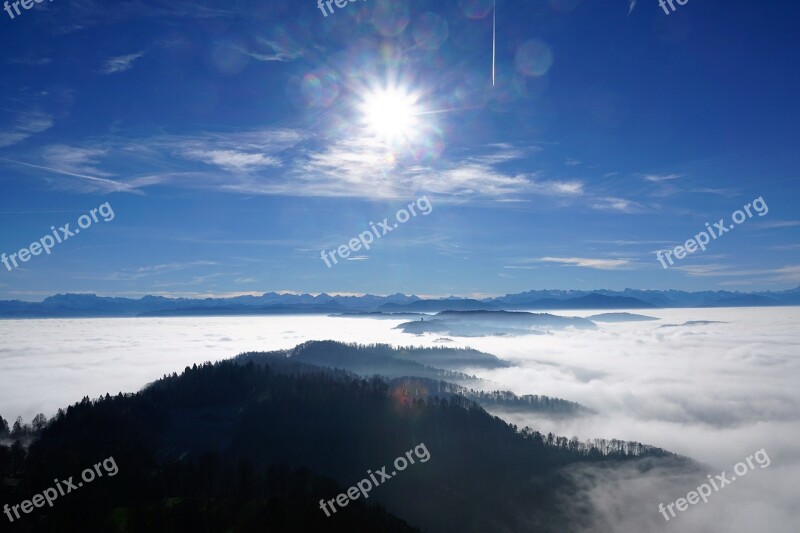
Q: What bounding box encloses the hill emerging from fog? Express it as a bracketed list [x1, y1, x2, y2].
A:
[395, 310, 598, 337]
[236, 340, 483, 385]
[234, 341, 590, 418]
[0, 347, 683, 532]
[586, 312, 660, 322]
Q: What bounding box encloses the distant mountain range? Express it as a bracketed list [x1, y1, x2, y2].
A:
[0, 286, 798, 318]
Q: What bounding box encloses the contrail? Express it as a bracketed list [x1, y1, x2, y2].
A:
[415, 104, 485, 116]
[0, 157, 135, 192]
[492, 0, 496, 87]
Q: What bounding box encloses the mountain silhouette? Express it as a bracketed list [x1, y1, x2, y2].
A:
[0, 345, 686, 532]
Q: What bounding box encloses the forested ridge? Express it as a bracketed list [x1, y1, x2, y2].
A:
[1, 351, 685, 532]
[236, 341, 593, 416]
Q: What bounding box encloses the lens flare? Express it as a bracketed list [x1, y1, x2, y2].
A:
[360, 87, 421, 143]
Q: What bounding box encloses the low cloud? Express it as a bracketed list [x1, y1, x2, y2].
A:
[462, 308, 799, 533]
[0, 310, 797, 533]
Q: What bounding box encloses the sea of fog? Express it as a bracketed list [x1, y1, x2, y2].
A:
[1, 307, 798, 532]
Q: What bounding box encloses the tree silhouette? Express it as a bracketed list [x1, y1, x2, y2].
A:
[11, 416, 24, 438]
[31, 413, 47, 432]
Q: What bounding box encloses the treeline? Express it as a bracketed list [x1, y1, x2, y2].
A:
[346, 343, 487, 354]
[469, 391, 593, 415]
[386, 378, 593, 417]
[288, 341, 502, 363]
[264, 340, 482, 382]
[518, 427, 670, 458]
[0, 413, 47, 443]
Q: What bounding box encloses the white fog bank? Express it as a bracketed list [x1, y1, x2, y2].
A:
[1, 307, 798, 532]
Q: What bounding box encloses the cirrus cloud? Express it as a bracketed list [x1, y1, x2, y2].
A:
[539, 256, 634, 270]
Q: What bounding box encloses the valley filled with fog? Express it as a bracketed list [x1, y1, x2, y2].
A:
[1, 306, 798, 532]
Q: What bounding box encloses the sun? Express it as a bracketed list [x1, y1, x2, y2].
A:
[359, 87, 421, 144]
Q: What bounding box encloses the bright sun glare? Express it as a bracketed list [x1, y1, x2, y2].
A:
[360, 88, 420, 143]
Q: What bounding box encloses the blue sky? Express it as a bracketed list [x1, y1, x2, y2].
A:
[0, 0, 798, 300]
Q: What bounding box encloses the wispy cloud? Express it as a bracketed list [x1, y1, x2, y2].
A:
[9, 129, 580, 202]
[293, 140, 581, 200]
[642, 174, 681, 183]
[538, 257, 634, 270]
[772, 265, 800, 282]
[427, 164, 534, 198]
[464, 144, 537, 164]
[628, 0, 637, 15]
[591, 197, 643, 213]
[84, 260, 219, 282]
[673, 263, 800, 282]
[51, 0, 237, 35]
[175, 129, 305, 173]
[43, 145, 110, 176]
[640, 173, 740, 199]
[9, 56, 52, 66]
[755, 220, 800, 229]
[534, 179, 584, 195]
[589, 239, 673, 246]
[183, 149, 282, 172]
[689, 187, 740, 197]
[239, 36, 305, 62]
[0, 111, 54, 148]
[134, 261, 217, 274]
[102, 51, 146, 74]
[0, 156, 136, 193]
[670, 263, 732, 276]
[165, 130, 306, 189]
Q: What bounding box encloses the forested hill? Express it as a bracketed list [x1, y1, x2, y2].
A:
[1, 357, 685, 532]
[235, 341, 592, 416]
[236, 340, 481, 383]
